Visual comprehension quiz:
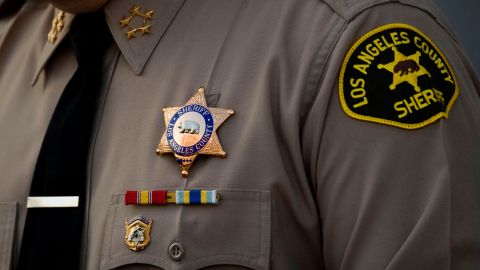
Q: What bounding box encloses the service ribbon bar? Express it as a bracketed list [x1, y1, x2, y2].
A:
[125, 190, 167, 205]
[125, 190, 219, 205]
[174, 190, 219, 205]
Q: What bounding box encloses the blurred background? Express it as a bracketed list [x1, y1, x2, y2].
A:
[435, 0, 480, 74]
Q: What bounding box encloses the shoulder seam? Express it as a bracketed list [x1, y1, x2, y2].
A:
[304, 15, 347, 120]
[321, 0, 457, 41]
[322, 0, 401, 21]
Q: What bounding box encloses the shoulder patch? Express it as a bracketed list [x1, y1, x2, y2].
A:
[339, 23, 458, 129]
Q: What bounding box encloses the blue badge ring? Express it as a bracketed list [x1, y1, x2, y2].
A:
[166, 104, 214, 157]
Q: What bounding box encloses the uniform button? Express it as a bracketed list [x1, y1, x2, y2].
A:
[168, 241, 185, 261]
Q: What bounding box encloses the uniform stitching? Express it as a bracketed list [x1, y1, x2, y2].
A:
[303, 16, 347, 193]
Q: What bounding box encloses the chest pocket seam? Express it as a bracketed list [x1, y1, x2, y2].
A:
[100, 189, 270, 270]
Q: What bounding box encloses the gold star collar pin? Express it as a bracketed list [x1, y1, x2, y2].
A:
[156, 87, 234, 177]
[120, 5, 154, 39]
[47, 10, 66, 44]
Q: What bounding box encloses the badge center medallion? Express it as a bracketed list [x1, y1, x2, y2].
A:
[167, 104, 214, 156]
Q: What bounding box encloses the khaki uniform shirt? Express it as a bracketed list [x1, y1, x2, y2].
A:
[0, 0, 479, 269]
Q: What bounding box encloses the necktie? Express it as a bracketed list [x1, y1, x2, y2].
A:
[17, 10, 112, 269]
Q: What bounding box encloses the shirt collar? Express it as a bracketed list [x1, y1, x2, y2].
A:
[104, 0, 185, 75]
[33, 0, 185, 84]
[32, 6, 74, 85]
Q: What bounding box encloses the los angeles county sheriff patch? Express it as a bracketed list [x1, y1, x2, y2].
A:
[339, 23, 458, 129]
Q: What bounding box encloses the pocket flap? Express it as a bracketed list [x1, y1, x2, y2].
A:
[101, 190, 270, 270]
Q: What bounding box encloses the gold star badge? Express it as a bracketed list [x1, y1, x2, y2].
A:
[156, 87, 234, 177]
[120, 5, 154, 39]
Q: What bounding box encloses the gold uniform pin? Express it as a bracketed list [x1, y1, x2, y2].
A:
[156, 87, 234, 177]
[120, 5, 154, 39]
[47, 10, 65, 44]
[125, 216, 152, 252]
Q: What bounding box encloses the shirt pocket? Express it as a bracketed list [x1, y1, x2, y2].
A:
[0, 202, 17, 270]
[100, 190, 270, 270]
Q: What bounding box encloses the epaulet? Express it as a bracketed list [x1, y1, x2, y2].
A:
[0, 0, 25, 18]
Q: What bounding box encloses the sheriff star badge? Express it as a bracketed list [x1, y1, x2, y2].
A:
[156, 87, 234, 177]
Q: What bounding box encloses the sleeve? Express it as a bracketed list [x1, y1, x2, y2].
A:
[302, 2, 480, 269]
